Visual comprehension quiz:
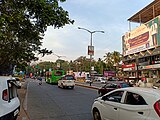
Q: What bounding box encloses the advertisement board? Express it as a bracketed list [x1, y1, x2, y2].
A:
[122, 64, 136, 71]
[88, 46, 94, 55]
[122, 16, 160, 56]
[104, 71, 115, 77]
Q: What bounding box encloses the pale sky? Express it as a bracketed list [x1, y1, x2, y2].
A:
[40, 0, 153, 62]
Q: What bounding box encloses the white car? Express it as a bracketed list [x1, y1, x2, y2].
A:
[0, 76, 20, 120]
[85, 78, 92, 83]
[92, 87, 160, 120]
[98, 77, 107, 84]
[58, 75, 75, 89]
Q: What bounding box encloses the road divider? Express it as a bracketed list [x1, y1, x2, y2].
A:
[75, 83, 99, 90]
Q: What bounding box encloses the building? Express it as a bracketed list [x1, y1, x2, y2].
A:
[122, 0, 160, 82]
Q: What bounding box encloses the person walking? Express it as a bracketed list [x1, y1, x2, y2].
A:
[37, 76, 42, 85]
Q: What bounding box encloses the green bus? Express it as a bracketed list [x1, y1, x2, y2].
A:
[45, 69, 65, 84]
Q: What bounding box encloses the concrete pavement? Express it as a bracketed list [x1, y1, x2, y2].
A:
[17, 80, 29, 120]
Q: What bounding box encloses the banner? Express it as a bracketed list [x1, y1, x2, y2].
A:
[88, 46, 94, 55]
[123, 17, 159, 56]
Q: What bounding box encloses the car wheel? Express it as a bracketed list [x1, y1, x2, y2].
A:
[93, 109, 101, 120]
[61, 84, 64, 88]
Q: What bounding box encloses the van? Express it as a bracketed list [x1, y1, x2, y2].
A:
[0, 76, 20, 120]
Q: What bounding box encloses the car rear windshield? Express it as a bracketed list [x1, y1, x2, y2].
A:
[65, 76, 74, 80]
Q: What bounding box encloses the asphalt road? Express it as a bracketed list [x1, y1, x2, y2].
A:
[25, 79, 98, 120]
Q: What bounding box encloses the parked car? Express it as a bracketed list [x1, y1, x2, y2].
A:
[96, 77, 107, 83]
[15, 77, 22, 88]
[92, 87, 160, 120]
[106, 77, 121, 84]
[58, 75, 75, 89]
[85, 78, 92, 83]
[0, 76, 20, 120]
[98, 82, 130, 96]
[153, 79, 160, 89]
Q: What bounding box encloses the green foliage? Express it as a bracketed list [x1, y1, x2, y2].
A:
[0, 0, 73, 74]
[103, 51, 122, 71]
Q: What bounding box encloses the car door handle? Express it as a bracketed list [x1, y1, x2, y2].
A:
[138, 112, 143, 115]
[114, 108, 117, 110]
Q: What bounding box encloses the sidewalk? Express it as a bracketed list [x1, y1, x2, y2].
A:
[17, 81, 29, 120]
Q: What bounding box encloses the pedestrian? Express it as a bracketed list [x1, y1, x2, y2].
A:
[37, 76, 42, 85]
[141, 75, 147, 87]
[89, 80, 92, 86]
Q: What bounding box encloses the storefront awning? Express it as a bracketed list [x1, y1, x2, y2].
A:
[152, 47, 160, 55]
[144, 51, 152, 57]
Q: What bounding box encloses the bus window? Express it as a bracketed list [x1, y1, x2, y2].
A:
[54, 71, 63, 76]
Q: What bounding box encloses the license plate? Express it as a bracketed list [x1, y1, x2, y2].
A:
[14, 109, 19, 116]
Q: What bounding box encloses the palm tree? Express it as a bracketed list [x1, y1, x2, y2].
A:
[103, 51, 122, 71]
[103, 52, 113, 70]
[112, 51, 122, 66]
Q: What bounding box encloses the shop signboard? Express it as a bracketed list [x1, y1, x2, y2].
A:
[122, 64, 136, 71]
[139, 64, 160, 70]
[122, 16, 160, 56]
[104, 71, 115, 77]
[122, 64, 135, 68]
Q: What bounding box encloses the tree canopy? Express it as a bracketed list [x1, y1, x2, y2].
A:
[104, 51, 122, 71]
[0, 0, 74, 74]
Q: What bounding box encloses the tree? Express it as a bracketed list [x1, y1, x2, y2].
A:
[0, 0, 74, 74]
[95, 58, 105, 74]
[104, 52, 113, 70]
[103, 51, 122, 71]
[112, 51, 122, 68]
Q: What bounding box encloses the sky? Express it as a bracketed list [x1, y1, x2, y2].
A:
[40, 0, 154, 62]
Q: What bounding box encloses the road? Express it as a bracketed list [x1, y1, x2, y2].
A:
[25, 79, 99, 120]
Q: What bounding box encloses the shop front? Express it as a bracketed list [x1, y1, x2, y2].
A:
[138, 64, 160, 82]
[122, 63, 140, 82]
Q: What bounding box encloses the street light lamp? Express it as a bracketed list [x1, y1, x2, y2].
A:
[78, 27, 104, 82]
[78, 27, 104, 46]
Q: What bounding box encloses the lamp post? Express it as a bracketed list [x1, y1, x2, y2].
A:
[78, 27, 104, 82]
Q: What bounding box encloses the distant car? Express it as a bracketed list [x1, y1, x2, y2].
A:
[0, 76, 20, 120]
[92, 87, 160, 120]
[98, 82, 130, 96]
[97, 77, 107, 83]
[153, 79, 160, 89]
[100, 78, 106, 84]
[85, 78, 92, 83]
[106, 77, 121, 84]
[58, 75, 75, 89]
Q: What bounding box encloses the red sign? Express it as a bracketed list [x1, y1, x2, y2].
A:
[88, 46, 94, 55]
[122, 64, 135, 68]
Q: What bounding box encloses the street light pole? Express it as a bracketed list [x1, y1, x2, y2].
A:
[78, 27, 104, 82]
